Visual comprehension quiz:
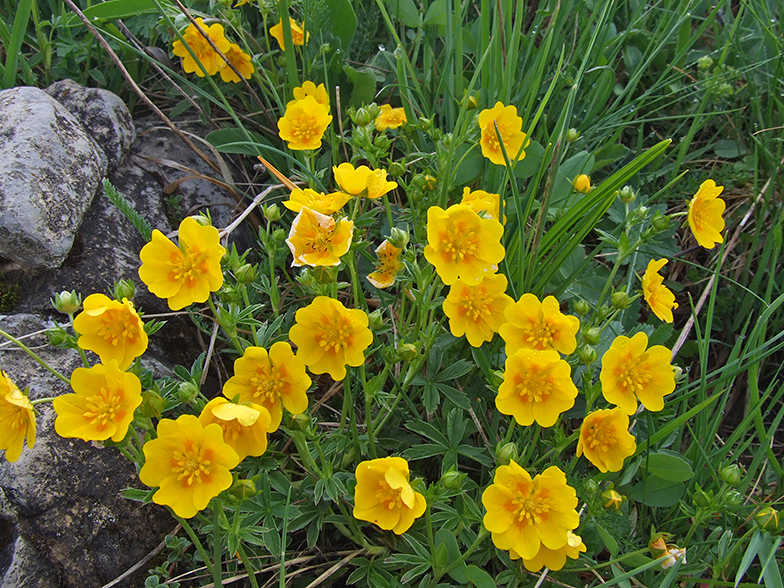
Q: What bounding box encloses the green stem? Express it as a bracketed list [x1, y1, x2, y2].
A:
[430, 528, 489, 587]
[68, 312, 92, 367]
[213, 498, 223, 588]
[333, 500, 372, 549]
[173, 514, 215, 577]
[30, 396, 57, 405]
[0, 328, 71, 385]
[382, 194, 395, 231]
[239, 284, 258, 343]
[237, 543, 260, 588]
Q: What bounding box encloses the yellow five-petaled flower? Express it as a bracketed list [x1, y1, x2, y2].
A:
[642, 258, 678, 323]
[353, 457, 426, 534]
[442, 273, 513, 347]
[499, 293, 580, 356]
[576, 408, 637, 472]
[278, 95, 332, 151]
[0, 371, 36, 462]
[478, 102, 529, 166]
[172, 18, 231, 77]
[286, 207, 353, 267]
[688, 179, 726, 249]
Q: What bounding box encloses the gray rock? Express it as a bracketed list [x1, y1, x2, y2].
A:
[0, 535, 58, 588]
[46, 79, 136, 171]
[0, 314, 171, 588]
[0, 87, 107, 270]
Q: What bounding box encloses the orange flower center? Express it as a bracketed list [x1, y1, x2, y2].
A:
[690, 201, 709, 231]
[514, 369, 553, 403]
[171, 247, 208, 288]
[583, 421, 617, 452]
[442, 227, 478, 261]
[460, 286, 491, 321]
[291, 114, 320, 144]
[318, 317, 353, 354]
[7, 406, 28, 432]
[511, 493, 550, 525]
[173, 445, 212, 486]
[82, 386, 123, 429]
[616, 355, 651, 393]
[522, 318, 556, 349]
[250, 374, 283, 403]
[98, 308, 140, 347]
[375, 481, 403, 510]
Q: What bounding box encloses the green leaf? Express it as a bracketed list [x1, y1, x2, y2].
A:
[322, 0, 356, 51]
[714, 140, 748, 159]
[422, 0, 447, 27]
[594, 520, 619, 556]
[735, 531, 762, 587]
[205, 128, 287, 170]
[644, 452, 694, 482]
[343, 64, 377, 108]
[592, 144, 630, 172]
[65, 0, 157, 24]
[628, 475, 684, 507]
[385, 0, 421, 28]
[513, 140, 545, 180]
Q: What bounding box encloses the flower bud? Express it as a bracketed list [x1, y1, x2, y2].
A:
[178, 381, 200, 405]
[573, 174, 591, 193]
[112, 279, 136, 302]
[388, 227, 410, 249]
[264, 203, 281, 222]
[611, 290, 631, 309]
[440, 468, 464, 490]
[692, 483, 713, 508]
[140, 390, 167, 417]
[577, 344, 598, 366]
[755, 507, 779, 533]
[373, 134, 392, 151]
[462, 95, 477, 110]
[228, 477, 258, 501]
[417, 117, 433, 132]
[352, 107, 373, 127]
[422, 175, 437, 192]
[272, 228, 287, 242]
[235, 263, 257, 284]
[398, 343, 418, 362]
[719, 464, 741, 486]
[652, 211, 670, 232]
[496, 442, 518, 465]
[619, 185, 635, 204]
[583, 327, 601, 346]
[46, 325, 76, 347]
[191, 213, 212, 227]
[602, 489, 624, 510]
[489, 369, 504, 388]
[628, 205, 648, 223]
[440, 133, 452, 149]
[723, 490, 742, 508]
[583, 479, 599, 495]
[297, 268, 317, 288]
[289, 411, 312, 431]
[574, 299, 590, 316]
[673, 365, 685, 384]
[566, 128, 580, 143]
[366, 103, 380, 120]
[388, 160, 406, 177]
[367, 309, 385, 331]
[697, 55, 714, 71]
[52, 290, 82, 315]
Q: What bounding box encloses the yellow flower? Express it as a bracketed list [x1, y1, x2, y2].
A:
[289, 296, 373, 380]
[353, 457, 426, 534]
[478, 102, 529, 166]
[573, 174, 591, 193]
[0, 371, 35, 462]
[290, 81, 329, 107]
[367, 240, 403, 289]
[375, 105, 407, 131]
[285, 207, 353, 267]
[514, 531, 587, 572]
[460, 187, 502, 222]
[278, 95, 332, 151]
[54, 360, 142, 443]
[219, 43, 254, 83]
[576, 408, 637, 472]
[269, 17, 308, 50]
[424, 204, 505, 286]
[442, 273, 513, 347]
[282, 188, 352, 215]
[72, 293, 147, 370]
[139, 414, 239, 518]
[333, 163, 397, 199]
[600, 332, 675, 414]
[642, 258, 678, 323]
[199, 397, 272, 461]
[172, 17, 231, 77]
[688, 179, 725, 249]
[496, 348, 578, 427]
[482, 462, 579, 559]
[499, 294, 580, 356]
[139, 216, 226, 311]
[222, 342, 310, 432]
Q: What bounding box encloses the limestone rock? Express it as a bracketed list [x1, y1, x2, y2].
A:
[0, 87, 107, 270]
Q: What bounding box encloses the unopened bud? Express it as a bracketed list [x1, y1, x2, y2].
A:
[724, 490, 742, 508]
[235, 263, 257, 284]
[619, 185, 635, 204]
[352, 107, 373, 127]
[191, 213, 212, 227]
[697, 55, 714, 71]
[583, 327, 601, 346]
[289, 411, 312, 431]
[602, 489, 624, 510]
[578, 344, 598, 366]
[583, 479, 599, 495]
[692, 483, 713, 508]
[178, 381, 200, 405]
[398, 343, 418, 362]
[140, 390, 167, 417]
[440, 468, 464, 490]
[566, 128, 580, 143]
[388, 227, 410, 249]
[719, 464, 741, 487]
[367, 309, 384, 331]
[52, 290, 82, 315]
[573, 174, 591, 193]
[755, 507, 779, 532]
[462, 95, 477, 111]
[272, 228, 287, 242]
[440, 133, 452, 149]
[673, 365, 685, 384]
[113, 279, 136, 302]
[489, 369, 504, 388]
[652, 212, 670, 232]
[47, 325, 75, 347]
[611, 290, 631, 309]
[388, 160, 406, 178]
[574, 299, 590, 316]
[228, 477, 258, 501]
[496, 442, 518, 465]
[422, 175, 437, 192]
[629, 205, 648, 223]
[417, 117, 433, 132]
[264, 203, 281, 222]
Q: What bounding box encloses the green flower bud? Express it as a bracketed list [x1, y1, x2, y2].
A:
[228, 477, 258, 501]
[462, 95, 477, 111]
[440, 133, 452, 149]
[373, 134, 392, 151]
[417, 117, 433, 132]
[264, 203, 281, 222]
[692, 483, 713, 509]
[440, 468, 464, 490]
[352, 107, 373, 127]
[235, 263, 257, 284]
[388, 160, 406, 177]
[422, 175, 437, 192]
[583, 478, 599, 495]
[272, 228, 287, 242]
[366, 103, 380, 120]
[388, 227, 410, 249]
[574, 299, 590, 316]
[367, 309, 384, 331]
[619, 185, 635, 204]
[723, 490, 742, 508]
[140, 390, 167, 417]
[628, 205, 648, 223]
[178, 381, 200, 405]
[611, 290, 631, 309]
[398, 343, 418, 362]
[297, 268, 317, 288]
[583, 327, 601, 346]
[673, 365, 685, 384]
[567, 128, 580, 143]
[602, 489, 624, 510]
[112, 279, 136, 302]
[489, 369, 504, 388]
[719, 464, 741, 487]
[51, 290, 82, 315]
[496, 442, 518, 465]
[577, 344, 598, 366]
[755, 507, 779, 533]
[697, 55, 714, 71]
[652, 212, 671, 232]
[46, 325, 76, 347]
[289, 411, 312, 431]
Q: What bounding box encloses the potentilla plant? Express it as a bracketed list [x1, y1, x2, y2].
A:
[2, 1, 783, 587]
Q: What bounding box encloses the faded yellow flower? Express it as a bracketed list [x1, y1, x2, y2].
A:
[285, 207, 353, 267]
[269, 17, 308, 50]
[0, 371, 35, 462]
[496, 348, 578, 427]
[199, 397, 272, 461]
[353, 457, 426, 534]
[576, 408, 637, 472]
[499, 293, 580, 356]
[600, 332, 675, 414]
[139, 216, 226, 311]
[478, 102, 529, 166]
[482, 462, 579, 559]
[172, 17, 231, 77]
[367, 240, 403, 289]
[219, 43, 254, 83]
[289, 296, 373, 381]
[375, 104, 407, 131]
[139, 414, 240, 518]
[222, 342, 310, 432]
[442, 273, 513, 347]
[54, 360, 143, 443]
[72, 293, 147, 370]
[642, 258, 678, 323]
[278, 95, 332, 150]
[424, 204, 505, 286]
[282, 188, 352, 215]
[688, 179, 726, 249]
